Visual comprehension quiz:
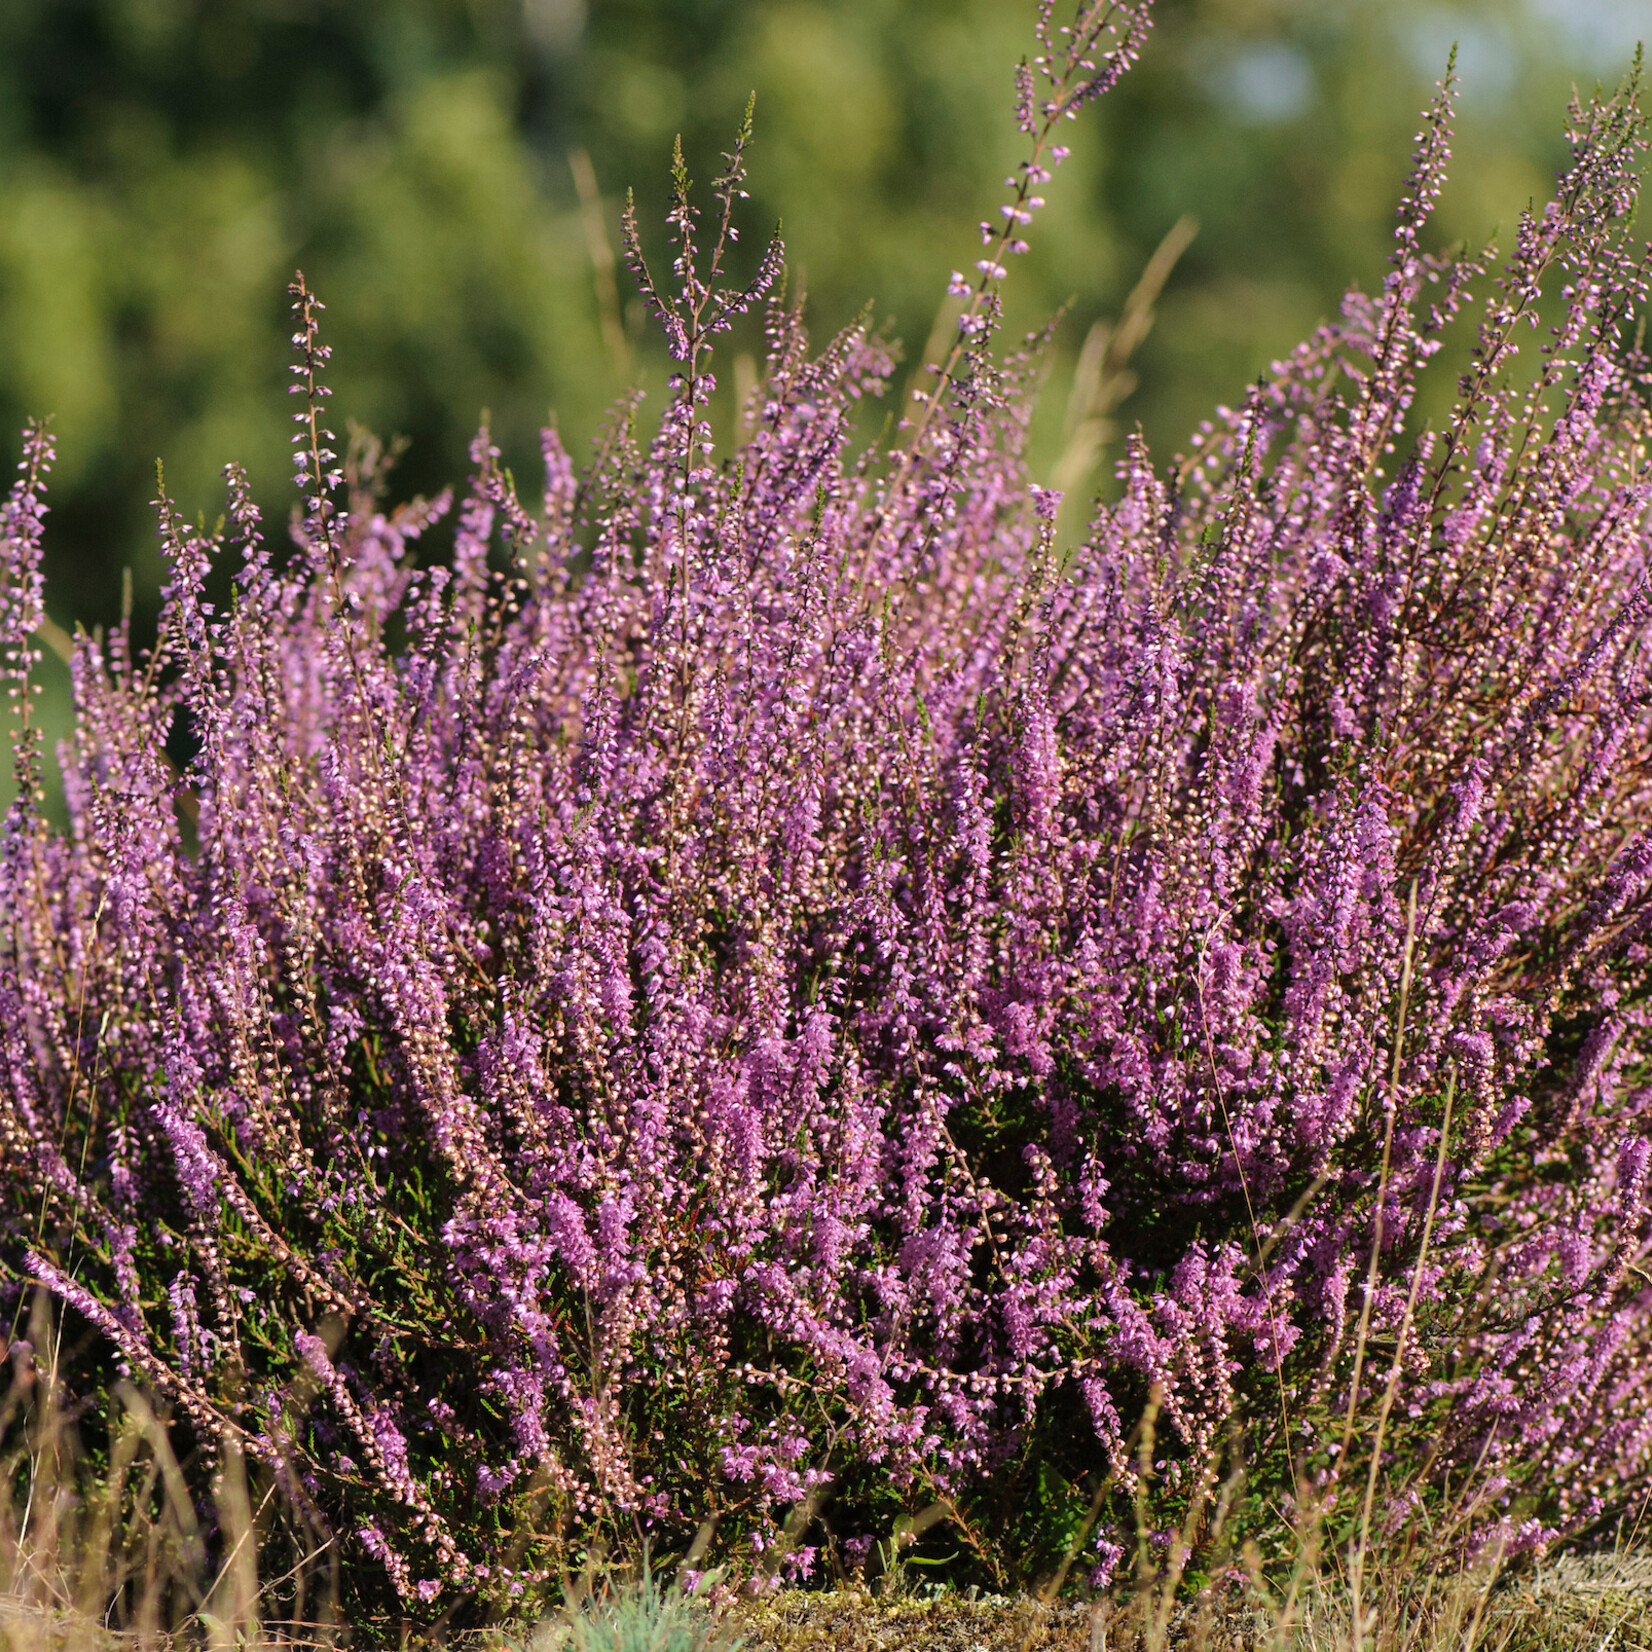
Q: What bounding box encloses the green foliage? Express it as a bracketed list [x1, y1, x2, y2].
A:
[531, 1564, 741, 1652]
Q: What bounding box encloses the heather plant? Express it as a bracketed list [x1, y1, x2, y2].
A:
[2, 0, 1652, 1629]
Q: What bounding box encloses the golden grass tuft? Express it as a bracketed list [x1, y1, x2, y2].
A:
[0, 1295, 1645, 1652]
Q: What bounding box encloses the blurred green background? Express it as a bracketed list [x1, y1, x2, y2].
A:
[0, 0, 1644, 635]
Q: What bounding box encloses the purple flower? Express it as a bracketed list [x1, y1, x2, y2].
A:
[5, 2, 1652, 1606]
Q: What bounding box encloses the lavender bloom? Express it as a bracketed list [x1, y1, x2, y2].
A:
[3, 2, 1652, 1611]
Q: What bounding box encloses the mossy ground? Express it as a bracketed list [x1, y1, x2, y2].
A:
[713, 1557, 1652, 1652]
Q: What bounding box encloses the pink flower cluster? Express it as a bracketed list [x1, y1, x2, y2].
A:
[3, 1, 1651, 1609]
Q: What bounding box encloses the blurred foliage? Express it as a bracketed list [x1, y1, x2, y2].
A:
[0, 0, 1642, 632]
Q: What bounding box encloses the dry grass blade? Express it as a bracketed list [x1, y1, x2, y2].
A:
[0, 1299, 340, 1652]
[1050, 213, 1197, 502]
